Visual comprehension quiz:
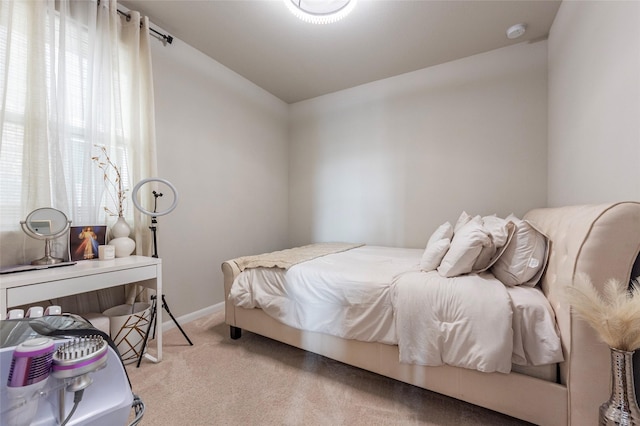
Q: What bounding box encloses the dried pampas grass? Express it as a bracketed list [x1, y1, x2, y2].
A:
[565, 273, 640, 351]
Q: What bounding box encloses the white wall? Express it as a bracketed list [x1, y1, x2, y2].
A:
[289, 42, 548, 249]
[150, 37, 289, 317]
[547, 1, 640, 205]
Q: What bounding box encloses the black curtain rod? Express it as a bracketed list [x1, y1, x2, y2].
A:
[116, 9, 173, 45]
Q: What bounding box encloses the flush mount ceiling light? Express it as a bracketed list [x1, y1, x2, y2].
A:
[506, 23, 527, 39]
[284, 0, 357, 25]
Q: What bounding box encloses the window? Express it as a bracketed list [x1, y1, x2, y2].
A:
[0, 1, 153, 238]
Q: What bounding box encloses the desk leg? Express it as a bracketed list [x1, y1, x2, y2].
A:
[156, 264, 162, 362]
[1, 290, 7, 319]
[141, 265, 162, 364]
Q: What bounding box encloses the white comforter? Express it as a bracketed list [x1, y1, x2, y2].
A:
[229, 246, 562, 373]
[391, 271, 513, 373]
[230, 246, 418, 344]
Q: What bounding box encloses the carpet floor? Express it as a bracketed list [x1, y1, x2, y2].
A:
[125, 311, 532, 425]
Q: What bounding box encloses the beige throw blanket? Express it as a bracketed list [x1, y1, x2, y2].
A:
[233, 243, 364, 271]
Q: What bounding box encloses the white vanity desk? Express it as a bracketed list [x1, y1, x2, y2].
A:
[0, 255, 162, 362]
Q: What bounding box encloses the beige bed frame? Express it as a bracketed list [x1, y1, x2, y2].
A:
[222, 202, 640, 425]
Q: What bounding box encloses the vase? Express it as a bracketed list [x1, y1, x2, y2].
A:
[111, 216, 131, 238]
[108, 216, 135, 257]
[600, 347, 640, 425]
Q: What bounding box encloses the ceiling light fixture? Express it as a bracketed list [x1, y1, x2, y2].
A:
[506, 23, 527, 40]
[284, 0, 357, 25]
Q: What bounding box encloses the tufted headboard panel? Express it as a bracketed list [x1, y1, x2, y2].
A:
[524, 202, 640, 424]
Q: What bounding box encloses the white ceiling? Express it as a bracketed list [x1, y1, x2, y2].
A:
[121, 0, 562, 104]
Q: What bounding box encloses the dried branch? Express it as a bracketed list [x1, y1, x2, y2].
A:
[92, 145, 128, 217]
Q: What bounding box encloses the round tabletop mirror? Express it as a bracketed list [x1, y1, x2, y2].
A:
[21, 207, 71, 265]
[22, 208, 70, 238]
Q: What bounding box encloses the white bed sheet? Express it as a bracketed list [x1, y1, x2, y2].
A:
[228, 245, 563, 369]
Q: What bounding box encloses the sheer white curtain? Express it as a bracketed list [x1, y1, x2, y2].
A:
[0, 0, 157, 270]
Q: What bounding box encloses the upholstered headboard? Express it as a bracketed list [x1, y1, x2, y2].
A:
[524, 202, 640, 424]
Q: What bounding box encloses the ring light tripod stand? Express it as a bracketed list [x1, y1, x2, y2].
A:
[132, 178, 193, 368]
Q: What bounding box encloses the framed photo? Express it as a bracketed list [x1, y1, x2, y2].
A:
[69, 226, 107, 261]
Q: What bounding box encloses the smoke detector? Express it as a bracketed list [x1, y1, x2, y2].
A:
[506, 23, 527, 40]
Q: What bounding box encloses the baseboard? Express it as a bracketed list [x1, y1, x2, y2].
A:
[161, 301, 224, 332]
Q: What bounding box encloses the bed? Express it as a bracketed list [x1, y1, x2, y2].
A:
[222, 202, 640, 425]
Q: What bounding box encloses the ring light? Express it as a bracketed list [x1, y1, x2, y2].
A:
[129, 177, 193, 361]
[132, 178, 178, 217]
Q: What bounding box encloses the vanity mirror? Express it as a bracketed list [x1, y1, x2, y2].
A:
[20, 207, 72, 265]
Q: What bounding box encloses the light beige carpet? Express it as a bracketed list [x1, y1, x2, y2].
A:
[126, 311, 532, 425]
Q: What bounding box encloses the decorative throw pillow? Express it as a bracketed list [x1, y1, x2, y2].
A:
[472, 243, 497, 272]
[472, 216, 515, 272]
[490, 215, 549, 287]
[420, 238, 451, 271]
[438, 216, 491, 277]
[482, 215, 511, 247]
[427, 221, 454, 247]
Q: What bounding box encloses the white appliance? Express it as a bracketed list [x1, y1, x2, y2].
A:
[0, 317, 140, 426]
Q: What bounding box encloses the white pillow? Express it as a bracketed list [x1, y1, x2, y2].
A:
[427, 221, 453, 247]
[482, 215, 511, 247]
[491, 215, 549, 287]
[420, 238, 450, 271]
[472, 216, 515, 272]
[454, 211, 472, 233]
[472, 243, 497, 272]
[438, 216, 491, 277]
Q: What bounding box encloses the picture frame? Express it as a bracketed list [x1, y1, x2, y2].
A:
[69, 225, 107, 261]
